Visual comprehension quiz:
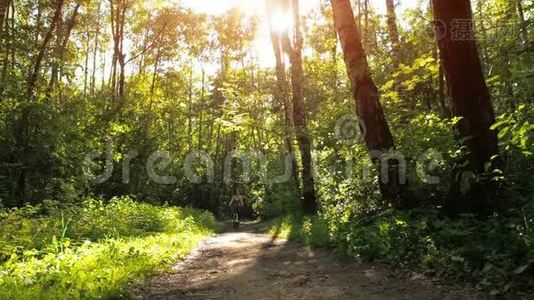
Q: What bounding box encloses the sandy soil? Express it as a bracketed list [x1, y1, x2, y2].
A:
[132, 223, 484, 300]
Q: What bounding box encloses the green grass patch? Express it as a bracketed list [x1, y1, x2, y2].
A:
[0, 197, 218, 299]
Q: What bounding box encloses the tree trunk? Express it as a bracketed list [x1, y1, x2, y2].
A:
[280, 0, 318, 215]
[385, 0, 401, 67]
[331, 0, 412, 208]
[46, 3, 80, 101]
[0, 0, 10, 33]
[438, 63, 449, 117]
[9, 0, 13, 70]
[266, 0, 301, 194]
[188, 66, 193, 152]
[90, 2, 101, 96]
[83, 28, 90, 99]
[516, 0, 529, 50]
[35, 0, 42, 42]
[431, 0, 502, 216]
[0, 0, 10, 94]
[198, 69, 205, 151]
[149, 54, 160, 109]
[433, 45, 450, 117]
[385, 0, 407, 104]
[27, 0, 64, 98]
[475, 0, 490, 62]
[117, 3, 126, 101]
[109, 0, 126, 102]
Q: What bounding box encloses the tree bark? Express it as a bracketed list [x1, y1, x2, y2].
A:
[431, 0, 502, 216]
[433, 45, 450, 117]
[280, 0, 318, 215]
[331, 0, 412, 208]
[27, 0, 64, 98]
[0, 0, 11, 94]
[0, 0, 10, 33]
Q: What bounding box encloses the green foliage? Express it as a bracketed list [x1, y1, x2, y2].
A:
[269, 214, 330, 248]
[270, 104, 534, 294]
[269, 207, 534, 294]
[491, 104, 534, 203]
[0, 197, 217, 299]
[1, 0, 533, 295]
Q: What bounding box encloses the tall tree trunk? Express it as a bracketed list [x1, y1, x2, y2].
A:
[27, 0, 64, 98]
[266, 0, 301, 194]
[46, 3, 80, 101]
[475, 0, 490, 62]
[431, 0, 502, 216]
[83, 28, 90, 99]
[385, 0, 401, 67]
[433, 45, 450, 117]
[109, 0, 120, 102]
[0, 0, 11, 95]
[438, 63, 449, 117]
[149, 53, 160, 108]
[9, 0, 13, 70]
[385, 0, 407, 104]
[117, 3, 126, 101]
[90, 2, 101, 96]
[187, 66, 193, 152]
[0, 0, 10, 33]
[331, 0, 412, 208]
[516, 0, 529, 50]
[281, 0, 318, 215]
[198, 69, 205, 151]
[35, 0, 42, 42]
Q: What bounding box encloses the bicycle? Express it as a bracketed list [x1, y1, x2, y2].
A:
[232, 209, 240, 229]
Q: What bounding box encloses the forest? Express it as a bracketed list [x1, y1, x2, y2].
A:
[0, 0, 533, 298]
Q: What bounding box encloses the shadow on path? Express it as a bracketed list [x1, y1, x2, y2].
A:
[132, 222, 482, 300]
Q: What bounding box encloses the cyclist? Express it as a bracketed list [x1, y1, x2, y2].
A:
[229, 190, 244, 227]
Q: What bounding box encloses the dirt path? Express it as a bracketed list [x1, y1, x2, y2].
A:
[133, 224, 482, 300]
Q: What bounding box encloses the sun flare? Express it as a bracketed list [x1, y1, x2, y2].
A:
[269, 12, 293, 34]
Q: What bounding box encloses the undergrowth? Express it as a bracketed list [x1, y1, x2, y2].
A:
[0, 197, 217, 299]
[268, 208, 534, 295]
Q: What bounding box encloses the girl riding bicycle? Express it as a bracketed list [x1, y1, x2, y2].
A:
[229, 190, 244, 227]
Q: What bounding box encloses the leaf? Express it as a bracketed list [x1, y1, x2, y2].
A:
[512, 264, 529, 275]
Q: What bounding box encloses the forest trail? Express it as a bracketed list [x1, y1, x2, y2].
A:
[133, 223, 481, 300]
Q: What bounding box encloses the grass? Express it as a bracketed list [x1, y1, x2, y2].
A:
[268, 214, 331, 248]
[0, 197, 218, 299]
